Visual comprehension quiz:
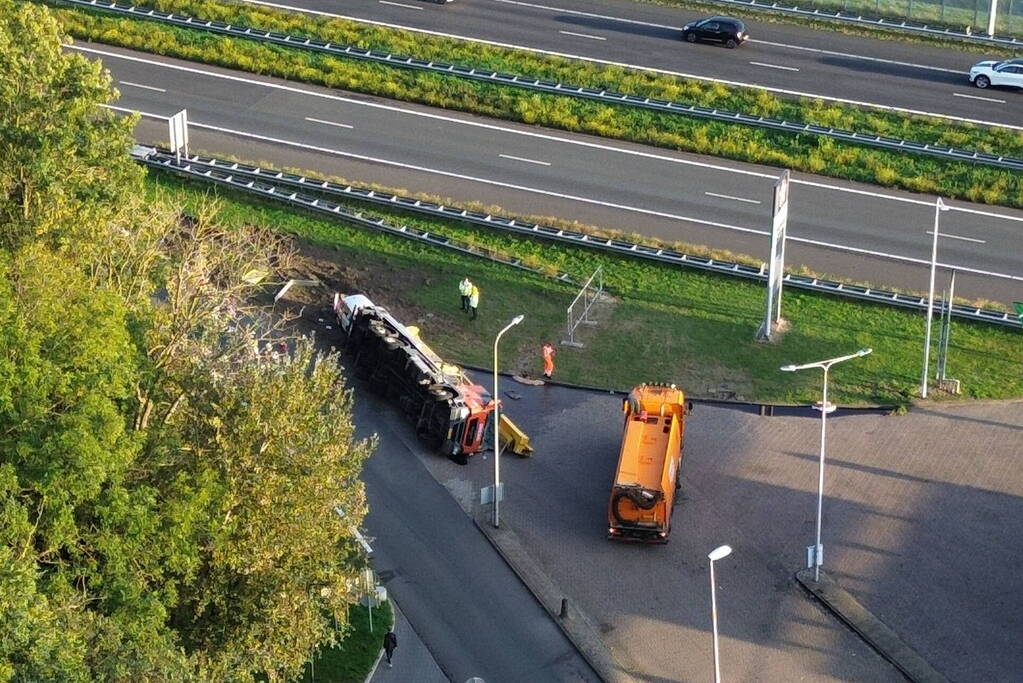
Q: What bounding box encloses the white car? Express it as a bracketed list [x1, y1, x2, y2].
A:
[969, 58, 1023, 89]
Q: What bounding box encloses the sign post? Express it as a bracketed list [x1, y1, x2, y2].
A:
[168, 109, 189, 163]
[757, 170, 790, 341]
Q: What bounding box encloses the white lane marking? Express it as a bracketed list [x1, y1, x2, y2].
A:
[705, 191, 761, 205]
[558, 30, 607, 41]
[378, 0, 423, 9]
[749, 61, 800, 72]
[75, 45, 1023, 223]
[499, 153, 551, 166]
[751, 39, 967, 76]
[953, 92, 1006, 103]
[305, 116, 354, 129]
[231, 0, 1023, 132]
[110, 104, 1023, 284]
[926, 230, 986, 244]
[495, 0, 679, 29]
[118, 80, 166, 92]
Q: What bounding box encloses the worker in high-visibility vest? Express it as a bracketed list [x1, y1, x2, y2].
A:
[459, 277, 472, 312]
[542, 343, 555, 379]
[469, 285, 480, 320]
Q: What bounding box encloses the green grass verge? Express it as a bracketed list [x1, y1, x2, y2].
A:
[299, 601, 394, 683]
[144, 170, 1023, 406]
[52, 0, 1023, 210]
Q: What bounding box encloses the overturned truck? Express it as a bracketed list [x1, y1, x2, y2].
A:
[335, 294, 494, 464]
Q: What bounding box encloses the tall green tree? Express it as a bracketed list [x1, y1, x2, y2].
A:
[0, 0, 141, 250]
[0, 2, 375, 679]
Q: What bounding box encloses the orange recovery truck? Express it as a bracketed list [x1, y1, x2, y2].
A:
[607, 383, 693, 543]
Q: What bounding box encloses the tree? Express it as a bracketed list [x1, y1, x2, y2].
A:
[0, 0, 142, 250]
[0, 3, 375, 678]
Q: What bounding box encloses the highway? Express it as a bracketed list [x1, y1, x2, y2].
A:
[80, 42, 1023, 302]
[236, 0, 1023, 129]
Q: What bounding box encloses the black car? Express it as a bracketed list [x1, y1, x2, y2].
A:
[681, 17, 748, 48]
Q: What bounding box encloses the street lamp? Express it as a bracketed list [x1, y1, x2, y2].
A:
[708, 544, 732, 683]
[780, 347, 872, 582]
[493, 314, 524, 528]
[921, 197, 950, 399]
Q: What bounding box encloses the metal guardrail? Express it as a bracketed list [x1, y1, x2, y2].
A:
[136, 148, 1022, 328]
[130, 146, 577, 285]
[703, 0, 1023, 47]
[64, 0, 1023, 173]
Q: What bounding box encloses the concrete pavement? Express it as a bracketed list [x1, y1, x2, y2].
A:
[369, 600, 447, 683]
[406, 372, 1023, 682]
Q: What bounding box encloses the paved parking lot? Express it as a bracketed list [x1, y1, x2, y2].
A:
[413, 378, 1023, 682]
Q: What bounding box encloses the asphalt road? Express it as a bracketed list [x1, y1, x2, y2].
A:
[238, 0, 1023, 129]
[353, 376, 601, 682]
[79, 42, 1023, 302]
[416, 374, 1023, 682]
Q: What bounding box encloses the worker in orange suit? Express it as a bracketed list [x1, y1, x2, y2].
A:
[542, 342, 555, 379]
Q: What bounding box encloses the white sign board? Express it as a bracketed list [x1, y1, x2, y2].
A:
[168, 109, 189, 162]
[758, 170, 790, 341]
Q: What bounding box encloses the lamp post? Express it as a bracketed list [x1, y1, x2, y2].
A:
[921, 197, 950, 399]
[708, 544, 732, 683]
[781, 347, 872, 582]
[493, 314, 524, 528]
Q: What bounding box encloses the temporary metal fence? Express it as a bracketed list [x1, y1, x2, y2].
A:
[562, 266, 604, 348]
[63, 0, 1023, 173]
[705, 0, 1023, 45]
[136, 149, 1022, 329]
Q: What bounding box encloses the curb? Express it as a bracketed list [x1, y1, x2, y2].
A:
[461, 364, 898, 414]
[362, 602, 388, 683]
[795, 569, 949, 683]
[473, 516, 640, 683]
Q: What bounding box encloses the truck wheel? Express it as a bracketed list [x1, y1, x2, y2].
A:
[428, 384, 456, 400]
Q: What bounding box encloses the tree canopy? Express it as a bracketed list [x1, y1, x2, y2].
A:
[0, 2, 373, 680]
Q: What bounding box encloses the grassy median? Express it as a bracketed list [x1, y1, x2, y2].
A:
[144, 169, 1023, 406]
[51, 0, 1023, 210]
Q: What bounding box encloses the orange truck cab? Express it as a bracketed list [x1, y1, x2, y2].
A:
[607, 383, 692, 543]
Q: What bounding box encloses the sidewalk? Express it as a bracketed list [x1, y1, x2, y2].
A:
[370, 600, 448, 683]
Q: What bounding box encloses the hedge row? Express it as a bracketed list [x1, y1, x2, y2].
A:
[54, 2, 1023, 208]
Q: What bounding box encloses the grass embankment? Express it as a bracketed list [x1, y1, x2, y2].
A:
[300, 602, 393, 683]
[54, 0, 1023, 209]
[146, 171, 1023, 406]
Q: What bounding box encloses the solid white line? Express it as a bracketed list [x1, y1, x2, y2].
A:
[705, 191, 761, 205]
[75, 45, 1023, 223]
[926, 230, 986, 244]
[749, 61, 800, 72]
[557, 30, 607, 41]
[118, 80, 166, 92]
[231, 0, 1023, 132]
[494, 0, 679, 29]
[107, 104, 1023, 283]
[499, 153, 551, 166]
[953, 92, 1006, 103]
[305, 116, 354, 129]
[751, 39, 967, 76]
[378, 0, 423, 9]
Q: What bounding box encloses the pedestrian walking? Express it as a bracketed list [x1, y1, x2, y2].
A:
[459, 277, 472, 312]
[469, 284, 480, 320]
[542, 342, 555, 379]
[383, 629, 398, 668]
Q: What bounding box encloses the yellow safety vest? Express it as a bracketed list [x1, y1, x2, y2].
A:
[469, 287, 480, 307]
